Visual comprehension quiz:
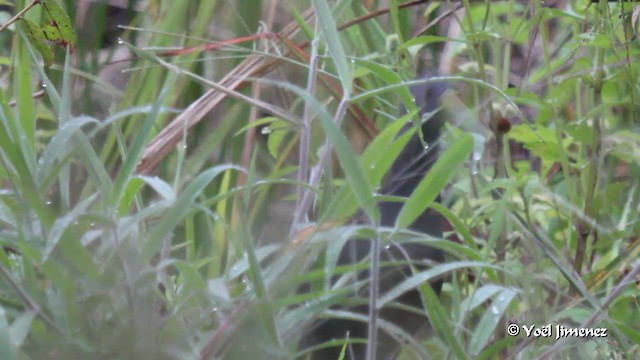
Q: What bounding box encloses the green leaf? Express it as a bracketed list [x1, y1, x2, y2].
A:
[379, 261, 500, 307]
[41, 0, 77, 50]
[9, 311, 36, 350]
[509, 123, 555, 144]
[0, 89, 56, 229]
[261, 118, 290, 159]
[397, 133, 474, 228]
[44, 194, 98, 261]
[418, 278, 467, 359]
[18, 18, 53, 67]
[578, 32, 613, 49]
[258, 78, 379, 221]
[144, 165, 244, 258]
[234, 116, 284, 137]
[313, 0, 352, 93]
[354, 60, 417, 115]
[267, 127, 288, 160]
[400, 35, 452, 50]
[323, 110, 417, 223]
[461, 284, 509, 312]
[430, 202, 479, 251]
[0, 306, 16, 360]
[111, 72, 177, 209]
[542, 7, 584, 21]
[468, 288, 517, 355]
[36, 115, 100, 187]
[118, 175, 175, 215]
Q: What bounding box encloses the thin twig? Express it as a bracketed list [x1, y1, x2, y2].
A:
[9, 89, 46, 107]
[0, 0, 40, 33]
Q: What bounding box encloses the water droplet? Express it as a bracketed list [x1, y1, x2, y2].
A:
[370, 164, 376, 170]
[261, 126, 271, 135]
[473, 151, 482, 162]
[117, 38, 124, 44]
[211, 307, 219, 313]
[471, 151, 481, 175]
[41, 83, 47, 88]
[46, 200, 53, 206]
[491, 305, 500, 315]
[423, 143, 430, 151]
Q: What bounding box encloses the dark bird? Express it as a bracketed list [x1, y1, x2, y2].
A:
[301, 71, 449, 360]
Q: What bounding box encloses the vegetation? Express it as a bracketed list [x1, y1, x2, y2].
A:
[0, 0, 638, 359]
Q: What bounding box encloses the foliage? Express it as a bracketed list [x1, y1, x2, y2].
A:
[0, 0, 638, 359]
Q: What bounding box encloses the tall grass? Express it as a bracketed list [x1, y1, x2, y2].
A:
[0, 0, 638, 359]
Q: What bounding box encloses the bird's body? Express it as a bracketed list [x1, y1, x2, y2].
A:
[302, 72, 449, 360]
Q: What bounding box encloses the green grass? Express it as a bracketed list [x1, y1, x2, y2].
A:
[0, 0, 638, 359]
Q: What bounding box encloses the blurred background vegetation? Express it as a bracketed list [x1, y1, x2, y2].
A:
[0, 0, 639, 359]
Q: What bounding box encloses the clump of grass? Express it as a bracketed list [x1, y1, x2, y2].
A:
[0, 1, 638, 359]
